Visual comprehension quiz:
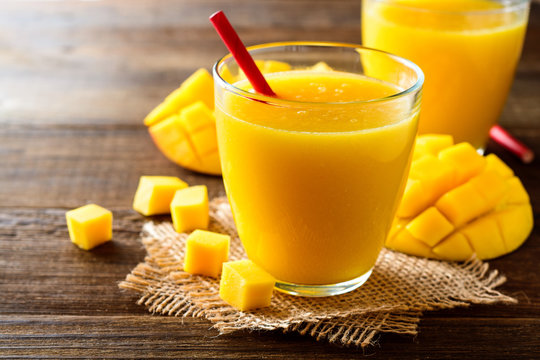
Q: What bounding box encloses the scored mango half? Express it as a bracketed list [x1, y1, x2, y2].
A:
[145, 62, 293, 175]
[145, 69, 221, 175]
[386, 134, 533, 261]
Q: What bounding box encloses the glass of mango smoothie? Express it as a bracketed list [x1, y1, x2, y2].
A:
[362, 0, 529, 151]
[213, 42, 423, 296]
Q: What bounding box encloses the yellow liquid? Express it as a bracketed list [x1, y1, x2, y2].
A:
[215, 71, 418, 285]
[362, 0, 527, 149]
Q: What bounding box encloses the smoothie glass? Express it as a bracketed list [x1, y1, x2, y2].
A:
[362, 0, 529, 151]
[213, 42, 423, 296]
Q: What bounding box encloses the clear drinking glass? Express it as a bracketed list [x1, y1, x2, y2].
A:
[213, 42, 423, 296]
[362, 0, 530, 151]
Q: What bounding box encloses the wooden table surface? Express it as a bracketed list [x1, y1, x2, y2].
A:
[1, 0, 539, 358]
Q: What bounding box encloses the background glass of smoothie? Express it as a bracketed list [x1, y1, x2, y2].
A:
[362, 0, 530, 151]
[213, 42, 423, 296]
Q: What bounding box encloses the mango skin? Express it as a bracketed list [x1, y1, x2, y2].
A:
[386, 134, 533, 261]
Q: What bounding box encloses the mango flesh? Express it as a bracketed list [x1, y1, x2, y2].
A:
[66, 204, 112, 250]
[149, 101, 221, 175]
[170, 185, 209, 233]
[387, 134, 533, 261]
[146, 68, 221, 175]
[219, 259, 275, 311]
[132, 176, 188, 216]
[183, 230, 230, 278]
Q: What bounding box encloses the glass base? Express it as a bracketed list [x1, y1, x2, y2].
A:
[274, 268, 374, 297]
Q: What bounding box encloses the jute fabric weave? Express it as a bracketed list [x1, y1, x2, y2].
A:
[119, 197, 516, 347]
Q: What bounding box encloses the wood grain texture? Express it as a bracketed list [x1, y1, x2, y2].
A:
[0, 0, 539, 358]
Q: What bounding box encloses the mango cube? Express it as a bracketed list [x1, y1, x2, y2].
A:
[432, 232, 473, 261]
[413, 134, 454, 160]
[436, 182, 489, 227]
[386, 229, 433, 258]
[66, 204, 112, 250]
[170, 185, 209, 233]
[461, 217, 506, 260]
[183, 230, 230, 277]
[309, 61, 334, 72]
[405, 207, 454, 247]
[386, 135, 533, 261]
[144, 68, 214, 127]
[469, 169, 508, 208]
[438, 142, 485, 185]
[219, 259, 275, 311]
[397, 179, 432, 218]
[133, 176, 188, 216]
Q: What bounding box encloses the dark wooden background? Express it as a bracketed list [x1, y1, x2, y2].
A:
[1, 0, 539, 358]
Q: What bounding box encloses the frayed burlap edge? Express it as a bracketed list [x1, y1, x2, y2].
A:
[119, 197, 516, 347]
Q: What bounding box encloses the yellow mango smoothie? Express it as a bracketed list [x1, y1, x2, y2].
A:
[362, 0, 529, 150]
[214, 43, 423, 296]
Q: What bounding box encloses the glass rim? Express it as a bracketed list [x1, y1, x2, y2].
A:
[369, 0, 530, 16]
[213, 41, 424, 107]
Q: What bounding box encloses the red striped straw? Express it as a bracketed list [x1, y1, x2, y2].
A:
[490, 125, 534, 164]
[210, 11, 276, 97]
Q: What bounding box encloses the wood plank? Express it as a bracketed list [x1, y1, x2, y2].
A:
[0, 126, 226, 208]
[0, 315, 538, 359]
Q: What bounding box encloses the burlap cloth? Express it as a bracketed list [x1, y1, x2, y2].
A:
[119, 197, 516, 347]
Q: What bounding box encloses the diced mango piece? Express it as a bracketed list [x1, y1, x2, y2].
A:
[469, 169, 508, 208]
[144, 68, 214, 127]
[190, 126, 218, 157]
[461, 217, 506, 260]
[149, 116, 198, 168]
[261, 60, 292, 73]
[485, 154, 514, 179]
[132, 176, 188, 216]
[66, 204, 112, 250]
[408, 155, 456, 207]
[438, 142, 486, 185]
[178, 101, 215, 133]
[435, 182, 489, 227]
[309, 61, 334, 72]
[397, 179, 432, 218]
[387, 135, 533, 261]
[170, 185, 209, 233]
[413, 134, 454, 160]
[494, 204, 533, 253]
[183, 230, 230, 277]
[432, 232, 473, 261]
[386, 230, 435, 258]
[405, 207, 454, 247]
[219, 259, 275, 311]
